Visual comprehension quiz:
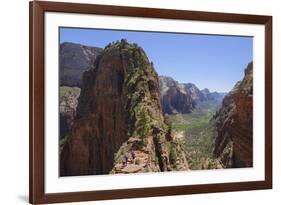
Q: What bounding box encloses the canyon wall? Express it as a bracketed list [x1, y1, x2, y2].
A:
[60, 42, 102, 87]
[213, 62, 253, 168]
[159, 76, 224, 114]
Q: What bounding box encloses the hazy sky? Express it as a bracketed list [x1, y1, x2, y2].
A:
[60, 27, 253, 92]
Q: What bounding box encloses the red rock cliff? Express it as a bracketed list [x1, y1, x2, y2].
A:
[213, 62, 253, 168]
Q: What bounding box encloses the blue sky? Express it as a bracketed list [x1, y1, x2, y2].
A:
[60, 27, 253, 92]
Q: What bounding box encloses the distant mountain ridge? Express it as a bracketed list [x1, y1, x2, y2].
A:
[60, 42, 102, 87]
[159, 76, 225, 114]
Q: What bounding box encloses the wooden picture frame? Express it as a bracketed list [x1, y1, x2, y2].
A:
[29, 1, 272, 204]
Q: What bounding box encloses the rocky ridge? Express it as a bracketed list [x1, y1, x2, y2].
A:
[60, 39, 189, 176]
[213, 62, 253, 168]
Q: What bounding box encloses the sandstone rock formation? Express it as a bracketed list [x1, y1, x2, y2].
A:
[159, 76, 224, 114]
[60, 40, 189, 176]
[213, 62, 253, 168]
[184, 83, 206, 103]
[159, 76, 194, 114]
[60, 42, 102, 87]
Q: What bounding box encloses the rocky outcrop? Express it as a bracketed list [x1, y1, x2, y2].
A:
[60, 42, 102, 87]
[60, 40, 189, 176]
[159, 76, 194, 114]
[184, 83, 206, 103]
[213, 62, 253, 168]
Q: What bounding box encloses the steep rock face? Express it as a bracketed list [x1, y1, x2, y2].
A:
[60, 42, 102, 87]
[159, 76, 194, 114]
[60, 40, 189, 176]
[59, 86, 80, 139]
[213, 62, 253, 168]
[159, 77, 224, 114]
[184, 83, 206, 103]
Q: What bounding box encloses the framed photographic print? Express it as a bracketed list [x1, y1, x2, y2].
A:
[29, 1, 272, 204]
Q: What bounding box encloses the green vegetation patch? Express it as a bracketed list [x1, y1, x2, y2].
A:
[166, 100, 222, 170]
